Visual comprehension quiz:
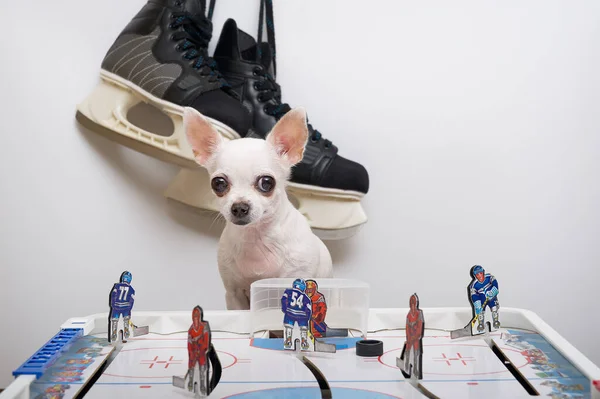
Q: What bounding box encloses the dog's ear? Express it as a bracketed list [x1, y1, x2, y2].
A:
[183, 107, 223, 167]
[266, 107, 308, 166]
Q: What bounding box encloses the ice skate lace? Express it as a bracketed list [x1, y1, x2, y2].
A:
[169, 1, 227, 85]
[252, 69, 329, 147]
[255, 0, 332, 148]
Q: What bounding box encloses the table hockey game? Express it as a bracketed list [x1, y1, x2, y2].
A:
[3, 279, 600, 399]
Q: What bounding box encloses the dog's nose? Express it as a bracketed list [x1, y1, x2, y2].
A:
[231, 202, 250, 218]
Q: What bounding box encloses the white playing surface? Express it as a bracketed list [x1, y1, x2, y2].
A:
[24, 327, 591, 398]
[51, 328, 586, 398]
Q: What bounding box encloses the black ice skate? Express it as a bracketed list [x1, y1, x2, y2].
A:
[165, 8, 369, 239]
[76, 0, 252, 167]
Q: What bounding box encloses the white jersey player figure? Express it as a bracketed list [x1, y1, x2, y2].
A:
[281, 279, 313, 350]
[469, 265, 500, 333]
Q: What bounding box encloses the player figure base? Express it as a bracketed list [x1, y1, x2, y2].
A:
[110, 325, 149, 345]
[173, 367, 207, 398]
[283, 337, 336, 353]
[450, 321, 498, 339]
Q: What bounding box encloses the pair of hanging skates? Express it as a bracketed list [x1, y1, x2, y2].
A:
[76, 0, 369, 240]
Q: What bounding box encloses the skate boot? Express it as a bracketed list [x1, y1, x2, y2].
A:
[300, 327, 310, 350]
[477, 314, 485, 333]
[110, 319, 118, 342]
[283, 326, 293, 349]
[492, 309, 500, 329]
[404, 351, 411, 375]
[199, 364, 208, 395]
[76, 0, 251, 168]
[165, 9, 369, 240]
[123, 316, 131, 339]
[187, 368, 194, 392]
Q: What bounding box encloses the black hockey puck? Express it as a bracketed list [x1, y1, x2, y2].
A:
[355, 339, 383, 357]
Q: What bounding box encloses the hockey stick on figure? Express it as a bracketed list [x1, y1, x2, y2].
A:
[469, 297, 489, 328]
[451, 297, 490, 339]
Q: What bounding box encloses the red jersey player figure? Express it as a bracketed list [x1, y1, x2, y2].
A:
[173, 306, 222, 397]
[305, 279, 348, 338]
[397, 293, 424, 379]
[306, 280, 327, 338]
[188, 306, 210, 394]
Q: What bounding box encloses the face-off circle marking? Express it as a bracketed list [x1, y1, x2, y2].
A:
[102, 347, 237, 379]
[378, 343, 529, 376]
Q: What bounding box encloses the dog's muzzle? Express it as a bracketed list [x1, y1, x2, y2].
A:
[230, 202, 251, 225]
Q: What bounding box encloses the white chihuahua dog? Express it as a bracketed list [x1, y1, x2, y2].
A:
[183, 107, 333, 310]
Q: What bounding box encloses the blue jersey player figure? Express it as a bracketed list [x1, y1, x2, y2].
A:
[108, 271, 135, 343]
[281, 279, 313, 351]
[469, 265, 500, 333]
[451, 265, 500, 339]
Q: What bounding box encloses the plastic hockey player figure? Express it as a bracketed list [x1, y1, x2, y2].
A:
[470, 265, 500, 333]
[173, 305, 222, 397]
[107, 271, 148, 343]
[397, 293, 424, 379]
[108, 271, 135, 343]
[451, 265, 500, 339]
[281, 279, 313, 350]
[305, 280, 326, 338]
[305, 279, 348, 338]
[188, 306, 210, 394]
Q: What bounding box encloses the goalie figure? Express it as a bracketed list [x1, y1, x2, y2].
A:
[187, 306, 210, 394]
[281, 279, 312, 350]
[306, 280, 327, 338]
[108, 271, 135, 342]
[469, 265, 500, 332]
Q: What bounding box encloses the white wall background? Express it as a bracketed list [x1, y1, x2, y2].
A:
[1, 0, 599, 389]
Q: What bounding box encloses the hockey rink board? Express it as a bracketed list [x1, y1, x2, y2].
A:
[3, 308, 600, 399]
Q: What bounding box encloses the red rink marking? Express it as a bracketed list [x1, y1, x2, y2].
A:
[378, 343, 528, 376]
[433, 352, 476, 366]
[103, 348, 238, 379]
[139, 386, 152, 388]
[467, 382, 478, 385]
[131, 337, 249, 341]
[140, 355, 182, 369]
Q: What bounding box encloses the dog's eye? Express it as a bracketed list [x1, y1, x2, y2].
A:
[211, 177, 229, 196]
[256, 176, 275, 193]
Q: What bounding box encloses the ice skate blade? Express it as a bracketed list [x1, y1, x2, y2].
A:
[164, 168, 368, 240]
[75, 70, 239, 167]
